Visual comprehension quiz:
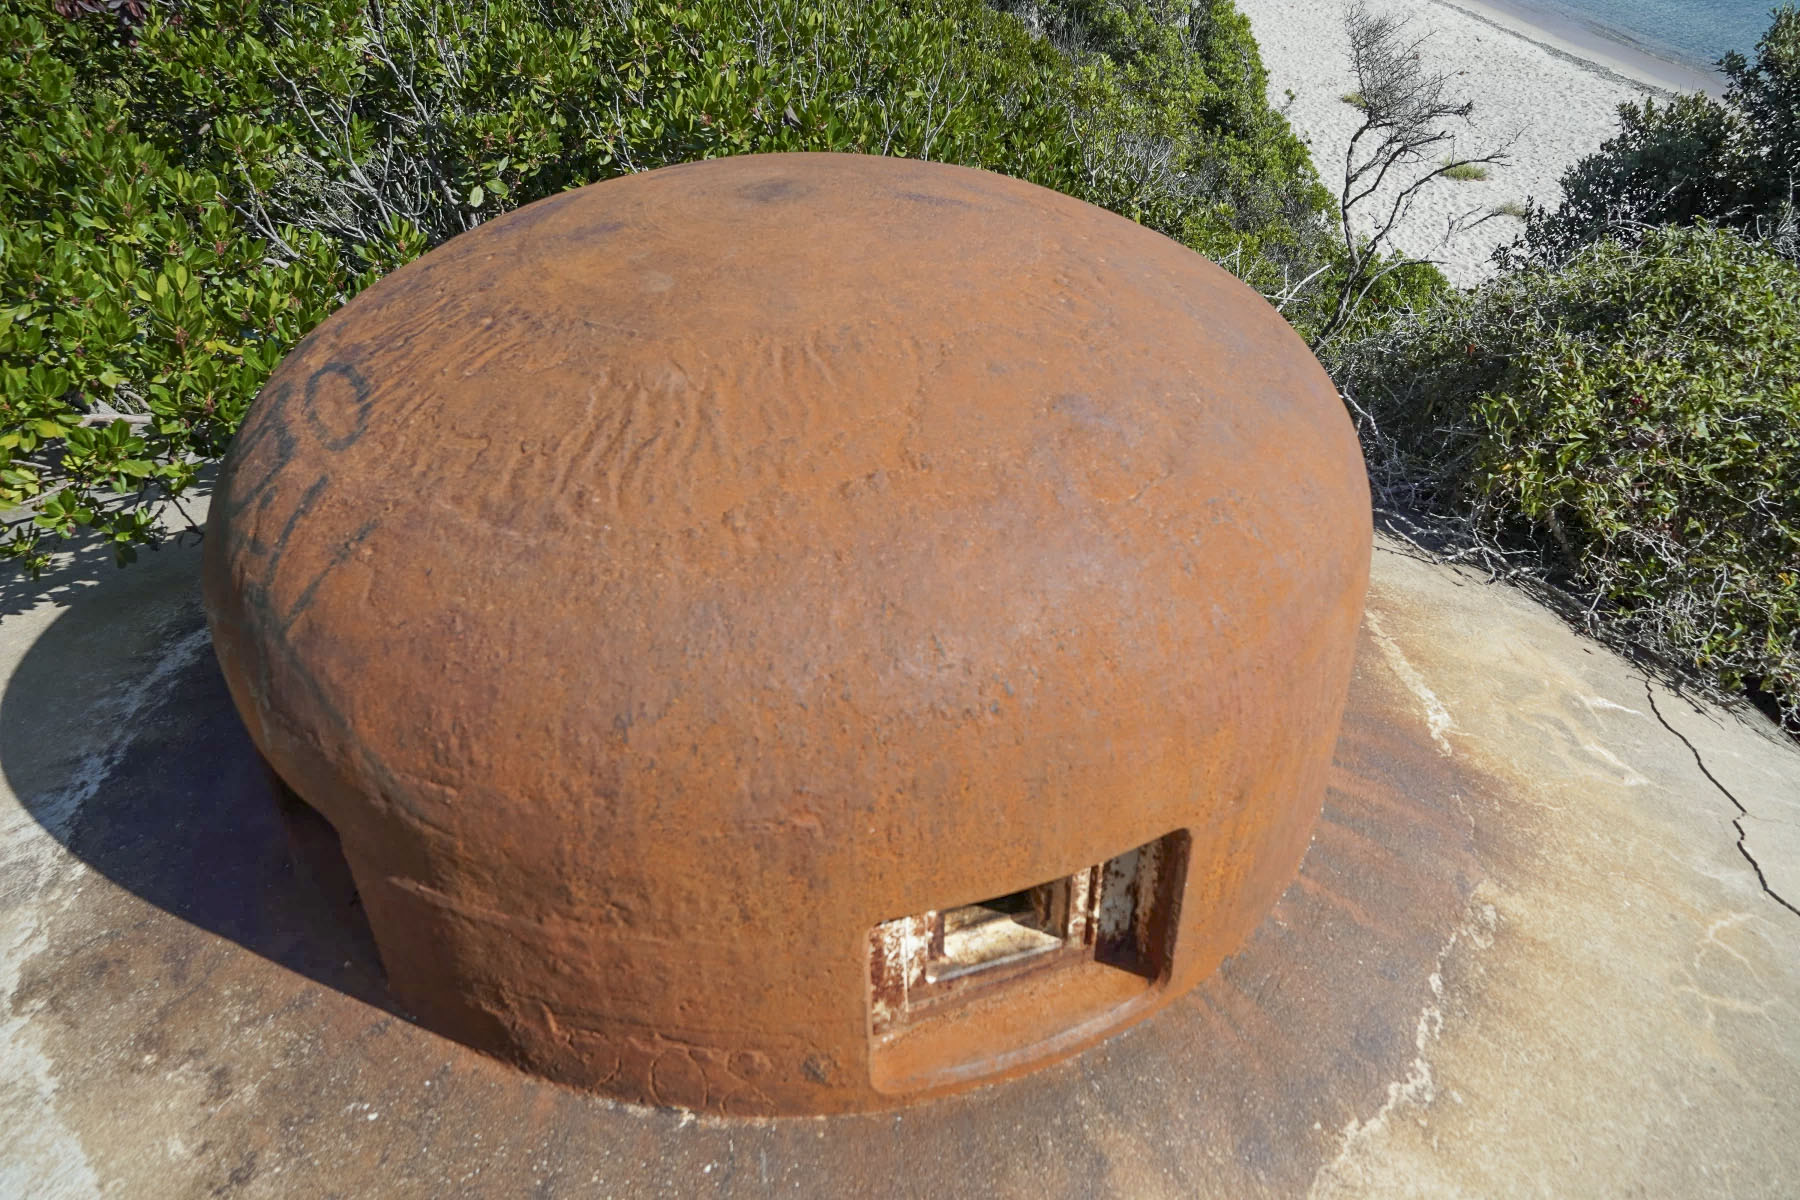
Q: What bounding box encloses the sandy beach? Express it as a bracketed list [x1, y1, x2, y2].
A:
[1235, 0, 1721, 286]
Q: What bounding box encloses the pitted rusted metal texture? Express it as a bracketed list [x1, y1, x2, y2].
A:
[201, 152, 1372, 1115]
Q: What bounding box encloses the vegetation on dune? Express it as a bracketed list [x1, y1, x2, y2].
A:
[1520, 3, 1800, 264]
[1334, 225, 1800, 723]
[1025, 0, 1345, 316]
[1332, 4, 1800, 726]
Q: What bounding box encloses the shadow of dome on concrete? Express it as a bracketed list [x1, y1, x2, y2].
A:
[0, 539, 405, 1023]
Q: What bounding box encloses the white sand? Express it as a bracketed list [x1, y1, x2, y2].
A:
[1235, 0, 1712, 287]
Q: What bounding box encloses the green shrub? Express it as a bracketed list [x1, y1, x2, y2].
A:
[4, 0, 1359, 580]
[1440, 160, 1487, 182]
[1524, 4, 1800, 263]
[1335, 224, 1800, 722]
[995, 0, 1354, 332]
[121, 0, 1095, 249]
[0, 9, 365, 575]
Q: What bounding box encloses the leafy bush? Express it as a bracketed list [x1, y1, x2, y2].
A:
[0, 9, 362, 574]
[125, 0, 1097, 248]
[1020, 0, 1343, 315]
[1335, 224, 1800, 723]
[1523, 4, 1800, 263]
[4, 0, 1357, 580]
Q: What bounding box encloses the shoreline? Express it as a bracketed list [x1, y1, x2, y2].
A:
[1234, 0, 1713, 287]
[1442, 0, 1726, 99]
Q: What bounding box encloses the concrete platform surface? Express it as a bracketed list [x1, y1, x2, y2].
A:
[2, 535, 1797, 1198]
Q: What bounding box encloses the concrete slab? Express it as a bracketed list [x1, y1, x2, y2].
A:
[2, 536, 1796, 1198]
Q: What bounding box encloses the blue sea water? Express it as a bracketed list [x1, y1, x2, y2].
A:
[1498, 0, 1775, 73]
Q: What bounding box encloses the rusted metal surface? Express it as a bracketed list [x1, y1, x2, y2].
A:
[201, 152, 1372, 1114]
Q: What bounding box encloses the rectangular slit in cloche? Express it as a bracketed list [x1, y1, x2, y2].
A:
[867, 830, 1186, 1038]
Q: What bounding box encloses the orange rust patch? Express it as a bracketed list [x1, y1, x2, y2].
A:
[202, 153, 1371, 1114]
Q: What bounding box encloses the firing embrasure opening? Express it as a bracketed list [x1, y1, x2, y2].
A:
[867, 829, 1188, 1094]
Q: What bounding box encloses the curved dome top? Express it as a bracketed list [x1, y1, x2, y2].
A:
[204, 153, 1371, 1115]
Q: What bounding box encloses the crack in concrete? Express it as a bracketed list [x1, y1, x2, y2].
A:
[1645, 682, 1800, 920]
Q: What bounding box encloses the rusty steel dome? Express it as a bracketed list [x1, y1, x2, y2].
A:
[202, 152, 1372, 1116]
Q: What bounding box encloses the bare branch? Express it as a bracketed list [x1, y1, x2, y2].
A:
[1312, 1, 1514, 345]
